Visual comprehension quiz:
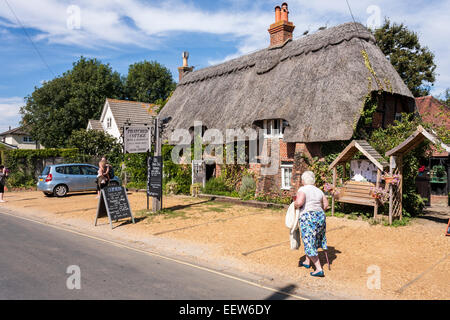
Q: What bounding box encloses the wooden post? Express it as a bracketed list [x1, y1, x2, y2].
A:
[398, 156, 403, 221]
[152, 117, 161, 212]
[374, 169, 381, 220]
[388, 156, 395, 225]
[332, 166, 337, 216]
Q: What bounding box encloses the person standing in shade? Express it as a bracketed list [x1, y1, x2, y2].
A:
[0, 165, 9, 203]
[96, 159, 110, 198]
[294, 171, 329, 277]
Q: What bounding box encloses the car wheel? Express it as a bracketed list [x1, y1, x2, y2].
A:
[53, 185, 68, 197]
[43, 192, 53, 197]
[109, 181, 119, 187]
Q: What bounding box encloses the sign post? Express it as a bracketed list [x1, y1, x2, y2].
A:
[151, 117, 162, 212]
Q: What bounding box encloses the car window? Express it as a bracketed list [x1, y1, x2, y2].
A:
[81, 166, 98, 176]
[55, 166, 65, 174]
[65, 165, 82, 175]
[42, 166, 50, 176]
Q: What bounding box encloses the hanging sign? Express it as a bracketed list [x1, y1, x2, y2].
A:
[124, 126, 151, 153]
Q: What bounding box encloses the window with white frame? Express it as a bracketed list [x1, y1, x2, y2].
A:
[263, 119, 285, 138]
[22, 136, 34, 143]
[281, 163, 293, 190]
[107, 117, 112, 128]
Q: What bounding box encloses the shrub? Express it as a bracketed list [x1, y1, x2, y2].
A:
[255, 194, 292, 205]
[239, 175, 256, 199]
[4, 148, 79, 187]
[165, 180, 179, 194]
[202, 177, 231, 195]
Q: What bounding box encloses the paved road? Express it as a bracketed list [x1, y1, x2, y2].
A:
[0, 212, 300, 300]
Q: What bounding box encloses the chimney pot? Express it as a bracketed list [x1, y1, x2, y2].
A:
[275, 6, 281, 22]
[178, 51, 194, 82]
[281, 3, 288, 21]
[268, 2, 295, 47]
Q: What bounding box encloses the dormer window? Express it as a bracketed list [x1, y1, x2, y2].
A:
[263, 119, 285, 138]
[107, 117, 112, 129]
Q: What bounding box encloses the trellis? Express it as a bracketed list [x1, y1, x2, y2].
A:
[386, 125, 450, 224]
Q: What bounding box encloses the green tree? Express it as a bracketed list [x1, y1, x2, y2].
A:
[125, 60, 175, 103]
[438, 88, 450, 108]
[368, 113, 428, 216]
[374, 19, 437, 97]
[67, 129, 121, 157]
[67, 129, 123, 171]
[20, 57, 124, 148]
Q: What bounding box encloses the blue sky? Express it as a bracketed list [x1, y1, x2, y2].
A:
[0, 0, 449, 132]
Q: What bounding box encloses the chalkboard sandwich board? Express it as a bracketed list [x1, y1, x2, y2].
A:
[95, 186, 135, 229]
[147, 156, 162, 199]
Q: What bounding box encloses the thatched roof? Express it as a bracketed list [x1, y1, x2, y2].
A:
[160, 22, 414, 143]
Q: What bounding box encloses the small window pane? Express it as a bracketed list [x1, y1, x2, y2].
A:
[66, 166, 82, 175]
[281, 166, 292, 189]
[81, 166, 98, 175]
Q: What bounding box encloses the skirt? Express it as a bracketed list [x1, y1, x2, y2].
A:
[299, 210, 327, 257]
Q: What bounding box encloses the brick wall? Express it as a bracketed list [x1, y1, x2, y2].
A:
[255, 141, 322, 198]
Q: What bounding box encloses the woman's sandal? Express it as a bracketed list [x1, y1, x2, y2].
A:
[310, 270, 324, 277]
[300, 262, 311, 269]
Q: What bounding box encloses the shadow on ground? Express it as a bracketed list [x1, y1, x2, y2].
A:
[165, 199, 215, 212]
[298, 246, 342, 270]
[264, 284, 298, 300]
[416, 207, 450, 225]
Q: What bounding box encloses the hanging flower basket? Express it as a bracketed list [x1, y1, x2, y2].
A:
[323, 183, 340, 197]
[382, 173, 401, 186]
[370, 187, 389, 204]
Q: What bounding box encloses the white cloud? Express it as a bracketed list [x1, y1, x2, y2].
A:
[0, 0, 448, 94]
[0, 97, 24, 132]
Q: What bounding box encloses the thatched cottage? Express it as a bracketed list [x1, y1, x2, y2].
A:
[159, 3, 415, 196]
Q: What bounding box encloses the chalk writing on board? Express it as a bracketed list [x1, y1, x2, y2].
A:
[95, 186, 135, 229]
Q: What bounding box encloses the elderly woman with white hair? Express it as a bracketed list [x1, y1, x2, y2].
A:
[294, 171, 329, 277]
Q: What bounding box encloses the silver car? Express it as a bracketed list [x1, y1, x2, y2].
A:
[37, 163, 121, 197]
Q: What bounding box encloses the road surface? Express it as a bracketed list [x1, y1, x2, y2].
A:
[0, 212, 301, 300]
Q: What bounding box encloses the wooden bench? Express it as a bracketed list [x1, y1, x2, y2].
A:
[329, 140, 389, 219]
[335, 181, 376, 207]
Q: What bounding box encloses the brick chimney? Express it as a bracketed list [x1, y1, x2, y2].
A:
[177, 51, 194, 82]
[268, 3, 295, 47]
